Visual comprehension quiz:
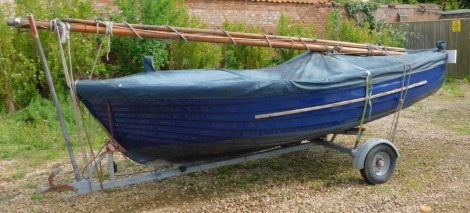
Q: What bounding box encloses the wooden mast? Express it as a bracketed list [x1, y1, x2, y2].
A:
[8, 18, 406, 56]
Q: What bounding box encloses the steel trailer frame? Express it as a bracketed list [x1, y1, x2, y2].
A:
[42, 131, 399, 194]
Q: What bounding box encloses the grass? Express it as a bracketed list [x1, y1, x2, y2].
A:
[10, 170, 28, 181]
[30, 192, 47, 200]
[26, 183, 38, 189]
[0, 95, 106, 165]
[441, 78, 468, 97]
[408, 79, 470, 135]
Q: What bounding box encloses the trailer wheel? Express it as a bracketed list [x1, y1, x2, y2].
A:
[360, 144, 397, 184]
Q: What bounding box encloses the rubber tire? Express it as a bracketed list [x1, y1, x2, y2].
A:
[360, 144, 397, 185]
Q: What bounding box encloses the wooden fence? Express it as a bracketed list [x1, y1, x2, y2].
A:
[395, 18, 470, 78]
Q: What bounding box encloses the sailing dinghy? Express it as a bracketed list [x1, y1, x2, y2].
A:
[8, 16, 449, 191]
[76, 49, 447, 164]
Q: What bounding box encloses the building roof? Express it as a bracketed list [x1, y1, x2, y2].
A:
[247, 0, 327, 4]
[441, 9, 470, 15]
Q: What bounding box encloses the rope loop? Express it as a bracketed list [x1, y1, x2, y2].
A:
[334, 45, 343, 54]
[298, 37, 310, 51]
[51, 19, 70, 44]
[222, 30, 237, 45]
[288, 36, 294, 49]
[366, 44, 374, 56]
[166, 25, 187, 41]
[95, 20, 113, 61]
[263, 34, 272, 48]
[124, 22, 142, 38]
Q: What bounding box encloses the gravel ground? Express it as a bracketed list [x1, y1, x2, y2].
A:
[1, 83, 469, 212]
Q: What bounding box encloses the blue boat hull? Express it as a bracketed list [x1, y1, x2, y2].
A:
[80, 65, 445, 163]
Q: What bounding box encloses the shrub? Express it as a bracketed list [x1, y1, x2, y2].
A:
[0, 0, 100, 112]
[110, 0, 175, 74]
[325, 8, 405, 47]
[221, 21, 274, 69]
[111, 0, 221, 72]
[274, 13, 316, 64]
[165, 15, 221, 70]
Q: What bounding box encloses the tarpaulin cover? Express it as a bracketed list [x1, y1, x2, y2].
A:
[75, 49, 447, 100]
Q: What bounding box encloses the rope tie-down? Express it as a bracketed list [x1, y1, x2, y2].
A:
[332, 45, 414, 146]
[51, 18, 119, 192]
[331, 55, 373, 149]
[366, 45, 413, 143]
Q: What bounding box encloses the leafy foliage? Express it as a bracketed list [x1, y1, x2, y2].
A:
[336, 0, 469, 10]
[110, 0, 176, 74]
[417, 0, 470, 10]
[326, 8, 342, 41]
[0, 0, 100, 112]
[165, 15, 221, 69]
[111, 0, 221, 72]
[274, 14, 315, 64]
[326, 8, 405, 47]
[0, 94, 106, 161]
[221, 21, 274, 69]
[344, 1, 380, 29]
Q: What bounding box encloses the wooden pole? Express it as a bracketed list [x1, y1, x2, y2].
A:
[8, 18, 405, 56]
[61, 18, 406, 52]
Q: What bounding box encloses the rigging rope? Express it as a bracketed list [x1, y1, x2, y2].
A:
[96, 21, 113, 60]
[166, 25, 188, 41]
[222, 30, 237, 45]
[298, 37, 310, 51]
[124, 22, 142, 38]
[371, 46, 413, 142]
[52, 19, 106, 191]
[263, 34, 272, 48]
[288, 36, 294, 49]
[88, 20, 114, 80]
[331, 44, 412, 145]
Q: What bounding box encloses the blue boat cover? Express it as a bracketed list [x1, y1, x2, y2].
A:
[75, 49, 447, 99]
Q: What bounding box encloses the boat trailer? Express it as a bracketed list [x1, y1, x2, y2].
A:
[43, 128, 399, 194]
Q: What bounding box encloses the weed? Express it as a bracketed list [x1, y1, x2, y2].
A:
[216, 166, 232, 177]
[306, 180, 324, 189]
[456, 127, 470, 135]
[442, 78, 467, 96]
[10, 170, 28, 182]
[0, 95, 106, 165]
[30, 193, 47, 200]
[26, 183, 38, 189]
[125, 160, 136, 167]
[234, 179, 247, 189]
[0, 193, 19, 202]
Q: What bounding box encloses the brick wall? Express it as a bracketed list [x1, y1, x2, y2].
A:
[93, 0, 443, 35]
[375, 4, 442, 23]
[94, 0, 119, 17]
[185, 0, 343, 35]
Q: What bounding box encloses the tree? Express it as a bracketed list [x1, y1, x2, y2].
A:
[417, 0, 469, 10]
